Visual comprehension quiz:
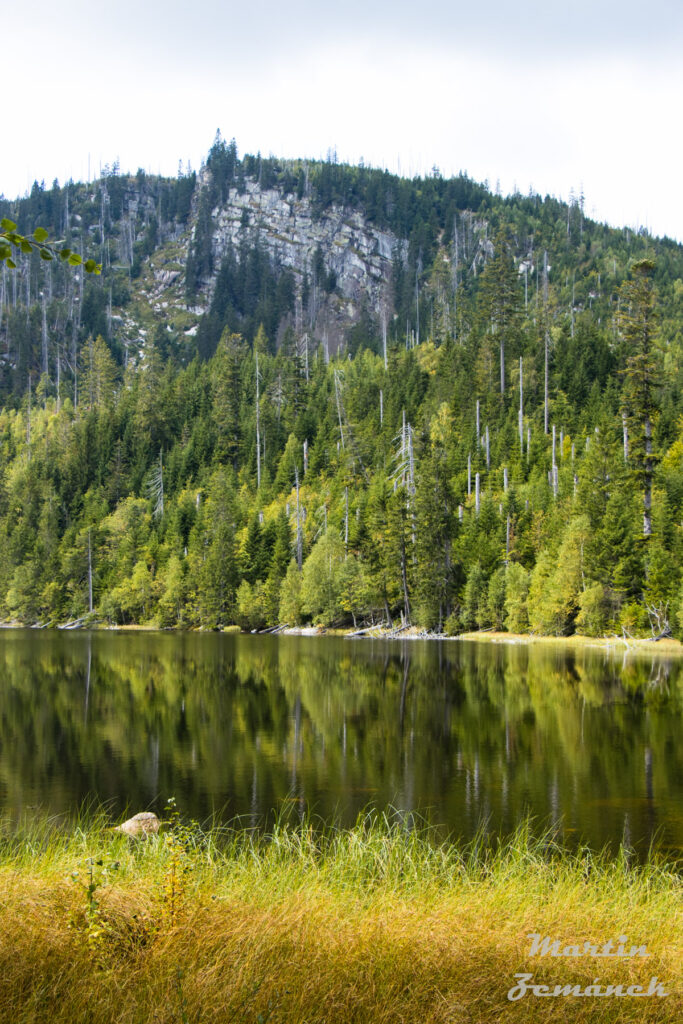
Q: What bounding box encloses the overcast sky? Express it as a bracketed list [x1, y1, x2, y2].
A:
[5, 1, 683, 239]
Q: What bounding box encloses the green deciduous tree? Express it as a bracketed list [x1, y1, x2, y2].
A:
[157, 554, 187, 626]
[236, 579, 267, 630]
[528, 516, 590, 635]
[504, 563, 530, 633]
[576, 582, 609, 636]
[279, 559, 304, 626]
[301, 530, 345, 626]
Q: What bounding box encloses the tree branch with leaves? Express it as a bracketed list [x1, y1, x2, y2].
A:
[0, 217, 101, 273]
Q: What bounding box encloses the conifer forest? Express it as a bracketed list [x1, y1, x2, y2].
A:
[1, 137, 682, 639]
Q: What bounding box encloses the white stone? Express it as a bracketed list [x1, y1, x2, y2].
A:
[113, 812, 160, 837]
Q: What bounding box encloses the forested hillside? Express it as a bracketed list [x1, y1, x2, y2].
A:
[1, 137, 682, 637]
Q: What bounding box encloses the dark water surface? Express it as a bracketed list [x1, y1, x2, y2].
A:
[1, 629, 682, 855]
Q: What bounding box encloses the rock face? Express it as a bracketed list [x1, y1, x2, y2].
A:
[113, 811, 160, 837]
[204, 178, 402, 354]
[111, 173, 410, 361]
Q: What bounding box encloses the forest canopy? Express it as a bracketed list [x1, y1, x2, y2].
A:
[0, 142, 681, 638]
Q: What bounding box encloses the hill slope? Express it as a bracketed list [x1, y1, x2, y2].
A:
[0, 138, 681, 636]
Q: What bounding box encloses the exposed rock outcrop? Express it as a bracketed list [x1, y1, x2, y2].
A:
[201, 178, 402, 353]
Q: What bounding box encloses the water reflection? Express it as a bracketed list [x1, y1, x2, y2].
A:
[0, 630, 681, 855]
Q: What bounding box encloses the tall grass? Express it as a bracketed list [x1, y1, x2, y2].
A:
[0, 808, 680, 1022]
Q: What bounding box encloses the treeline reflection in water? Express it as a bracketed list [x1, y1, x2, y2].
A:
[0, 630, 681, 857]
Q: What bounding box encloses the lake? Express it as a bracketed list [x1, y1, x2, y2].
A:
[1, 629, 682, 856]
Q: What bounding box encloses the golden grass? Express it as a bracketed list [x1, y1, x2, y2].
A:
[456, 630, 683, 657]
[0, 814, 680, 1023]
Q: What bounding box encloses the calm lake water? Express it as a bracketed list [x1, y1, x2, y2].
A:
[1, 629, 682, 855]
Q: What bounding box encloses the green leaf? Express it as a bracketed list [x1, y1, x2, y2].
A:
[68, 253, 82, 266]
[84, 259, 97, 274]
[59, 248, 71, 261]
[33, 227, 49, 243]
[6, 258, 16, 268]
[0, 218, 17, 232]
[20, 239, 33, 254]
[39, 249, 53, 261]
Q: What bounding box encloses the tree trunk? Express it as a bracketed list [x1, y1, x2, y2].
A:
[544, 331, 549, 434]
[500, 334, 505, 395]
[255, 352, 261, 489]
[643, 415, 652, 537]
[88, 529, 93, 614]
[401, 535, 411, 624]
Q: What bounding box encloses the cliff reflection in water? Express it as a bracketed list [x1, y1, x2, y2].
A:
[0, 630, 681, 855]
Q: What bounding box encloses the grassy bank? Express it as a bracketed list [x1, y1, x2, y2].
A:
[0, 812, 680, 1023]
[455, 630, 683, 657]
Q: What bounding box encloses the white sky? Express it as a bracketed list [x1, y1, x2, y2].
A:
[5, 0, 683, 240]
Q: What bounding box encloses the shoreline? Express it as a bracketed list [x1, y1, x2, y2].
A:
[2, 618, 682, 656]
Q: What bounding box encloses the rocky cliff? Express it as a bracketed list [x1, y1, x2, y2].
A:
[201, 176, 401, 353]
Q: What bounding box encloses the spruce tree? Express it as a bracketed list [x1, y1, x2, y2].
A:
[618, 259, 660, 539]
